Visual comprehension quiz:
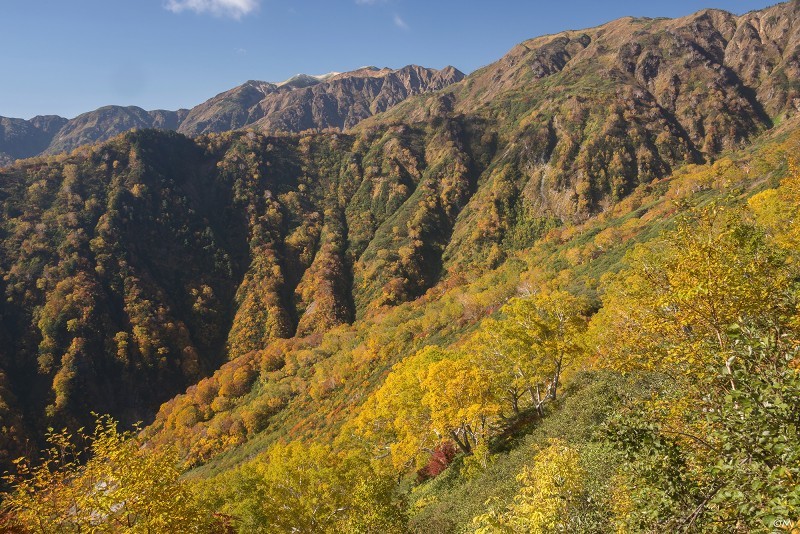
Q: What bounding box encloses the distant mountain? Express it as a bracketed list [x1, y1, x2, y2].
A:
[44, 106, 190, 156]
[176, 65, 465, 136]
[173, 80, 278, 137]
[0, 65, 464, 163]
[0, 115, 67, 164]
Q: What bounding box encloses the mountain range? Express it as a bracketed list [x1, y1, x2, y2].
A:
[0, 65, 464, 165]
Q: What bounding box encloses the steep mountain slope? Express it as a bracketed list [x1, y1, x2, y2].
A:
[0, 1, 798, 480]
[373, 2, 798, 232]
[0, 108, 190, 163]
[141, 114, 800, 471]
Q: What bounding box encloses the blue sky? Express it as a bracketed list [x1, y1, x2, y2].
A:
[0, 0, 774, 119]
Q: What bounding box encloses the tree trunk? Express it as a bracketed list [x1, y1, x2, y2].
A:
[529, 384, 545, 416]
[549, 356, 562, 401]
[529, 385, 538, 406]
[509, 389, 520, 415]
[450, 429, 472, 455]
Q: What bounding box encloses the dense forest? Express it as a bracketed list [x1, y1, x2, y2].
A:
[1, 2, 799, 532]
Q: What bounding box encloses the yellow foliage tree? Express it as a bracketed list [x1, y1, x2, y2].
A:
[589, 204, 792, 377]
[352, 346, 443, 470]
[747, 158, 800, 253]
[200, 441, 406, 533]
[352, 345, 501, 471]
[476, 290, 589, 414]
[421, 357, 500, 457]
[1, 415, 220, 533]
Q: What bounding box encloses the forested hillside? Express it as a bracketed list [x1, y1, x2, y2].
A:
[1, 2, 799, 532]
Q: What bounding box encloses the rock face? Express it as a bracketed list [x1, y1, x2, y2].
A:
[0, 65, 464, 162]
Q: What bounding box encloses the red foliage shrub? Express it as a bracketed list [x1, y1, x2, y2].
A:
[416, 441, 458, 481]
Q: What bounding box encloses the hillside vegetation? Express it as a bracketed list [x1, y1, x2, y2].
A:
[1, 2, 799, 532]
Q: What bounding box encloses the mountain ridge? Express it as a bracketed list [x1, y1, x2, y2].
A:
[0, 65, 465, 163]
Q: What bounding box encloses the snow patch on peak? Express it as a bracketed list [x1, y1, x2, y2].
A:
[277, 72, 341, 88]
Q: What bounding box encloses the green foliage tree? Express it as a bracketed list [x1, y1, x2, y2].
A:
[606, 322, 800, 532]
[594, 196, 800, 532]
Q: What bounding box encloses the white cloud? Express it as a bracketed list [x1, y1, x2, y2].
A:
[393, 13, 408, 30]
[165, 0, 259, 19]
